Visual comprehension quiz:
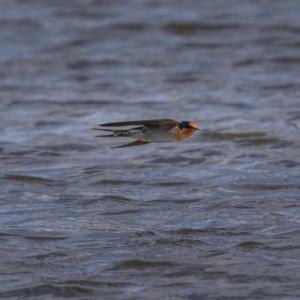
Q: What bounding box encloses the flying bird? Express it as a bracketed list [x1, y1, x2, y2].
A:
[93, 118, 199, 148]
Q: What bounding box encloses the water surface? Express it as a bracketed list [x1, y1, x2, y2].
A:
[1, 0, 300, 299]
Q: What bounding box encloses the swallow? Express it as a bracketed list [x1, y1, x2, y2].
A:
[93, 118, 199, 148]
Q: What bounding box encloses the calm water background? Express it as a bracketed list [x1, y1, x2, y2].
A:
[1, 0, 300, 299]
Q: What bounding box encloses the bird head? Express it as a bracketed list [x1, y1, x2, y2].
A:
[177, 121, 199, 141]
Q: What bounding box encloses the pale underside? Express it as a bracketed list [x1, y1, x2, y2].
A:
[127, 126, 178, 143]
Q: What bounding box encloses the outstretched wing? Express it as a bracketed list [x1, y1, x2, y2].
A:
[99, 118, 181, 127]
[111, 140, 150, 149]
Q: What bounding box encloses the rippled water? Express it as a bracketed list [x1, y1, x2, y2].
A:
[1, 0, 300, 299]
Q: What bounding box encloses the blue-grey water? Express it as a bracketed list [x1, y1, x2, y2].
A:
[1, 0, 300, 299]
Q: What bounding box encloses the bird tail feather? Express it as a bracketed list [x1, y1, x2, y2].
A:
[92, 128, 128, 137]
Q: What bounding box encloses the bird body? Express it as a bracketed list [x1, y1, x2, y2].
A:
[93, 118, 199, 148]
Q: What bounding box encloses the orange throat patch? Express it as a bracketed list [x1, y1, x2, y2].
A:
[177, 128, 196, 141]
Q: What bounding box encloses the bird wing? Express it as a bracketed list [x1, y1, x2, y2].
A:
[111, 140, 150, 149]
[99, 118, 181, 127]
